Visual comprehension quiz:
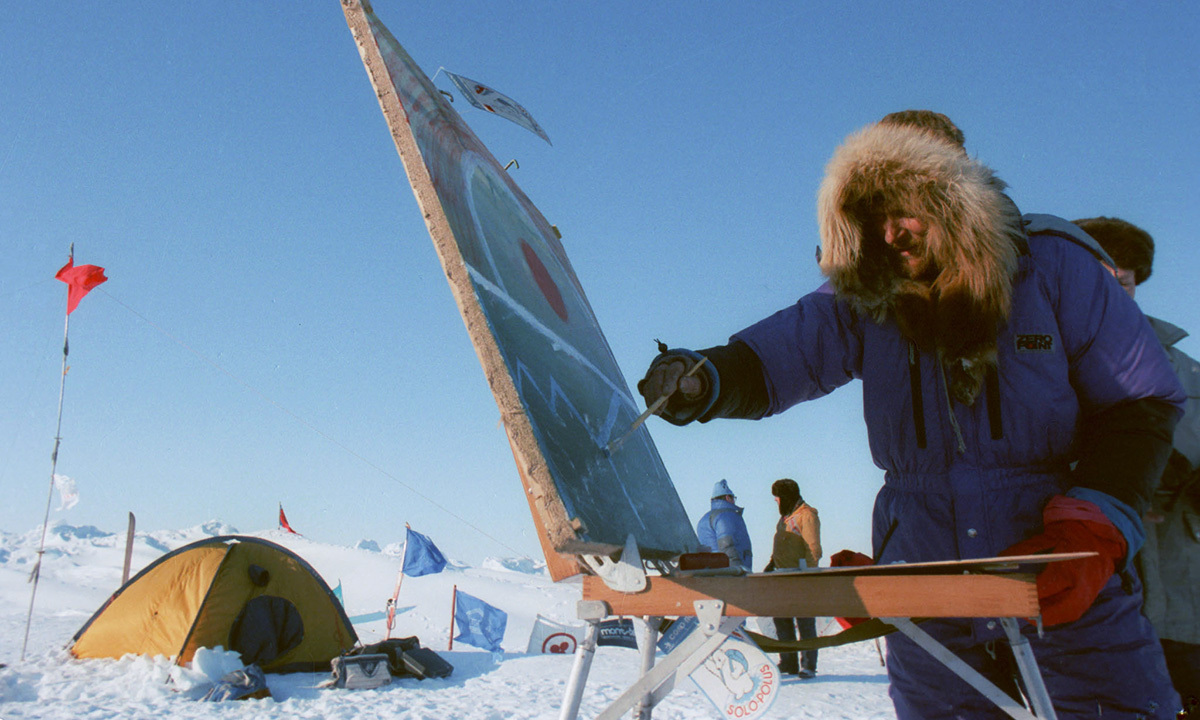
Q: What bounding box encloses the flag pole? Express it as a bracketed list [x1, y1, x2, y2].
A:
[21, 243, 76, 661]
[121, 512, 136, 586]
[386, 525, 410, 640]
[448, 585, 458, 651]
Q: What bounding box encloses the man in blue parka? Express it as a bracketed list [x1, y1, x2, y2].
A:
[696, 479, 753, 572]
[638, 113, 1184, 717]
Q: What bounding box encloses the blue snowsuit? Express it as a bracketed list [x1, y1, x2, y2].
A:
[696, 497, 753, 571]
[731, 227, 1183, 717]
[654, 123, 1186, 717]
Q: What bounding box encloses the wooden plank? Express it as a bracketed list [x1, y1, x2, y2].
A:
[341, 0, 699, 561]
[583, 573, 1041, 619]
[761, 551, 1095, 577]
[505, 434, 581, 581]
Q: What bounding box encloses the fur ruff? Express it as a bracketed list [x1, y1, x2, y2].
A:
[816, 122, 1025, 404]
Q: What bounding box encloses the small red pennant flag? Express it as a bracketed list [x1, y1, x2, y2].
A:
[55, 257, 108, 314]
[279, 504, 299, 535]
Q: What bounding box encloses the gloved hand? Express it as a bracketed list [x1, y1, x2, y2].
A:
[636, 348, 714, 425]
[999, 495, 1127, 627]
[829, 550, 874, 629]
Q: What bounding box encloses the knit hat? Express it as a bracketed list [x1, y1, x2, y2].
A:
[771, 479, 801, 516]
[711, 479, 735, 500]
[1071, 217, 1154, 285]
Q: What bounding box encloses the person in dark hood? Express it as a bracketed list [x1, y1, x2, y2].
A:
[637, 112, 1184, 717]
[763, 478, 821, 678]
[1074, 216, 1200, 712]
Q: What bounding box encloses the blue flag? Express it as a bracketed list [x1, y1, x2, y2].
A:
[657, 616, 699, 654]
[454, 590, 507, 653]
[403, 526, 447, 577]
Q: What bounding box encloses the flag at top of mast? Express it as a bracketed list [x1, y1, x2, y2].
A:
[55, 251, 108, 315]
[279, 503, 300, 535]
[444, 70, 552, 146]
[403, 525, 447, 577]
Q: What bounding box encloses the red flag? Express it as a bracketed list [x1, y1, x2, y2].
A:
[279, 504, 299, 535]
[55, 257, 108, 314]
[830, 549, 874, 629]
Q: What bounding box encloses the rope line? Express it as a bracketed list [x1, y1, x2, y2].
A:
[97, 288, 524, 557]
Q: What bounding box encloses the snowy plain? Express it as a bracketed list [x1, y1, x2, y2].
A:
[0, 522, 895, 719]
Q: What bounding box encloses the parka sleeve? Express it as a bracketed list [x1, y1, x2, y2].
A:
[718, 283, 863, 419]
[1045, 239, 1185, 515]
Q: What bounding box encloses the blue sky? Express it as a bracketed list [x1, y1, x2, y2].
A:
[3, 2, 1197, 566]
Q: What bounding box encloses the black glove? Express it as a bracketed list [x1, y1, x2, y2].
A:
[636, 347, 718, 426]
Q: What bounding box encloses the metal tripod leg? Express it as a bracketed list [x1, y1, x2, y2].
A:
[559, 617, 601, 720]
[596, 601, 740, 720]
[633, 616, 661, 720]
[885, 618, 1041, 720]
[1000, 618, 1057, 719]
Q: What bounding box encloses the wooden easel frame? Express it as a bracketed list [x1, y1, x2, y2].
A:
[338, 6, 1061, 717]
[342, 0, 698, 577]
[559, 560, 1068, 720]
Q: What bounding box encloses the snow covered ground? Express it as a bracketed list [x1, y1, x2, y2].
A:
[0, 522, 895, 719]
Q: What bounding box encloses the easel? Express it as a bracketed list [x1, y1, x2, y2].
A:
[559, 545, 1080, 720]
[337, 6, 1066, 718]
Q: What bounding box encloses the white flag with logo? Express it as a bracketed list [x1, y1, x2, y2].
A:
[444, 71, 552, 145]
[526, 614, 584, 655]
[689, 629, 780, 720]
[53, 474, 79, 511]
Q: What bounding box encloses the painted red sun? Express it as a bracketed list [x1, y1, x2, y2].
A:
[520, 239, 568, 322]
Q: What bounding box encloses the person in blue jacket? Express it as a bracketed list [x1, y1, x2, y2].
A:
[1073, 216, 1200, 712]
[696, 479, 753, 572]
[638, 112, 1184, 718]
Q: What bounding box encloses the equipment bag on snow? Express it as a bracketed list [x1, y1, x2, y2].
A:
[201, 664, 271, 701]
[398, 646, 453, 679]
[326, 653, 392, 690]
[355, 637, 453, 680]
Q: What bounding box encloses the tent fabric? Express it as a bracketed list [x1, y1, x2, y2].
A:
[70, 536, 357, 673]
[70, 543, 228, 660]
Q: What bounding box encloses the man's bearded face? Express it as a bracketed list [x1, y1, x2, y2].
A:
[868, 214, 938, 281]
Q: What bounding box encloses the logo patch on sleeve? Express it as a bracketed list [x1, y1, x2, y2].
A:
[1015, 334, 1054, 352]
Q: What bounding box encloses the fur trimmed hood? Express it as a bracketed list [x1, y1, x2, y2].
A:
[816, 121, 1025, 404]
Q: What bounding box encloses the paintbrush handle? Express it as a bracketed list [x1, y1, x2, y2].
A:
[605, 355, 709, 455]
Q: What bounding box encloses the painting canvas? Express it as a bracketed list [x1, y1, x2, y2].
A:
[342, 0, 699, 571]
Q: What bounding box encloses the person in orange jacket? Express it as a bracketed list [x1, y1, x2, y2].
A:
[763, 478, 821, 678]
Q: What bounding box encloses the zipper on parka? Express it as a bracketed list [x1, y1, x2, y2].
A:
[986, 365, 1003, 440]
[908, 343, 927, 449]
[937, 354, 968, 454]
